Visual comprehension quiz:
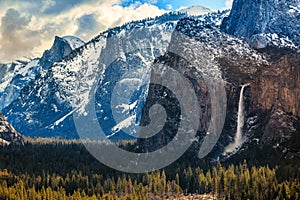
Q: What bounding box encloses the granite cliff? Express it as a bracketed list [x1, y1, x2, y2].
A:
[0, 113, 23, 145]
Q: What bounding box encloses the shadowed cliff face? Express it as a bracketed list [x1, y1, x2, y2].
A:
[221, 0, 300, 48]
[0, 113, 23, 145]
[137, 53, 212, 153]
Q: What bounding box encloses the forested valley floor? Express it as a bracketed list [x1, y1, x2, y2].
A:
[0, 139, 299, 200]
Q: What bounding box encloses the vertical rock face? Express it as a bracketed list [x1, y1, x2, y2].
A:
[39, 36, 81, 70]
[252, 53, 300, 117]
[0, 113, 23, 145]
[137, 17, 267, 155]
[137, 53, 211, 152]
[213, 49, 300, 160]
[221, 0, 300, 48]
[250, 51, 300, 152]
[218, 0, 300, 160]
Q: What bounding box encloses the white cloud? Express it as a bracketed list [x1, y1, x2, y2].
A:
[0, 0, 166, 62]
[225, 0, 233, 9]
[0, 9, 41, 61]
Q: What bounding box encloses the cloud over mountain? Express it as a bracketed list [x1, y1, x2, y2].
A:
[0, 8, 41, 61]
[0, 0, 166, 62]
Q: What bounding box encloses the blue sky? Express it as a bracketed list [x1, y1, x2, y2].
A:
[120, 0, 230, 10]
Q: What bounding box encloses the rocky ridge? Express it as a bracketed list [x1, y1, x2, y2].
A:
[0, 113, 23, 145]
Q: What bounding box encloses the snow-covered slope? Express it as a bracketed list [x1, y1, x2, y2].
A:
[3, 12, 188, 139]
[178, 5, 212, 16]
[0, 59, 40, 110]
[0, 36, 84, 110]
[62, 36, 85, 50]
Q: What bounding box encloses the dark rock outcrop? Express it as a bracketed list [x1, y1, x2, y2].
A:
[39, 36, 74, 70]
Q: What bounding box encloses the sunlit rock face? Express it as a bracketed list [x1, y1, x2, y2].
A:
[0, 113, 23, 145]
[250, 50, 300, 155]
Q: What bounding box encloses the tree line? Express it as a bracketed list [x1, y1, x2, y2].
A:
[0, 140, 299, 199]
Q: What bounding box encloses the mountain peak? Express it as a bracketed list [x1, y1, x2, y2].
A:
[53, 35, 84, 51]
[39, 35, 83, 69]
[178, 5, 211, 16]
[221, 0, 300, 49]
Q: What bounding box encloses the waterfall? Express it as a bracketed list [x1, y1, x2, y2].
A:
[224, 83, 250, 155]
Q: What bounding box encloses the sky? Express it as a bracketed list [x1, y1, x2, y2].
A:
[0, 0, 233, 62]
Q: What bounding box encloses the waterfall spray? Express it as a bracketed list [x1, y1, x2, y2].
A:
[224, 83, 250, 155]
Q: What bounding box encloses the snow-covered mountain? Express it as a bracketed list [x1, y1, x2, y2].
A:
[2, 6, 267, 147]
[1, 3, 299, 162]
[178, 5, 212, 16]
[2, 12, 184, 139]
[2, 11, 233, 139]
[0, 36, 84, 111]
[221, 0, 300, 49]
